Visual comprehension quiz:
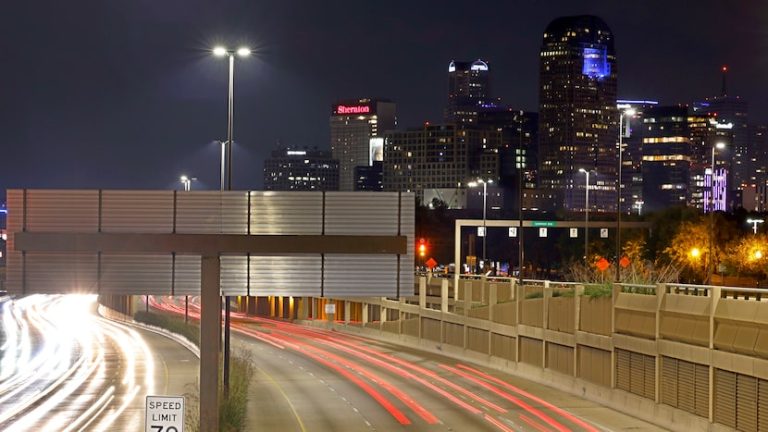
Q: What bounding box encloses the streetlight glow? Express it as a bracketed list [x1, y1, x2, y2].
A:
[715, 142, 726, 150]
[690, 248, 701, 258]
[468, 178, 493, 272]
[213, 46, 227, 57]
[755, 250, 763, 260]
[236, 47, 251, 57]
[747, 218, 765, 234]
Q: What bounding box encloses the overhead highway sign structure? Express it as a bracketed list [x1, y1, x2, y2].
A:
[6, 189, 414, 432]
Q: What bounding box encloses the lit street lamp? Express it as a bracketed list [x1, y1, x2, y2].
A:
[213, 44, 250, 396]
[468, 178, 493, 272]
[213, 45, 251, 190]
[579, 168, 595, 262]
[179, 175, 196, 191]
[616, 108, 636, 281]
[747, 218, 764, 235]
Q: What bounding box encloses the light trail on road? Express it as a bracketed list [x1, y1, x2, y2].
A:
[150, 296, 647, 431]
[0, 295, 158, 431]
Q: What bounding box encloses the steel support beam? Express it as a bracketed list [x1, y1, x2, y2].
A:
[200, 255, 221, 432]
[13, 232, 407, 255]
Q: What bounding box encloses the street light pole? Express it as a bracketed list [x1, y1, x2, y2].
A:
[747, 218, 764, 235]
[213, 45, 250, 396]
[518, 112, 525, 283]
[180, 175, 196, 192]
[469, 179, 492, 273]
[580, 169, 592, 263]
[616, 108, 635, 281]
[482, 180, 488, 268]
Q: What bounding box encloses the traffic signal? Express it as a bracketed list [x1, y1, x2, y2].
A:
[418, 238, 427, 257]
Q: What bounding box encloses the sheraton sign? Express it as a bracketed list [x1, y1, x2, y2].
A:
[334, 104, 371, 115]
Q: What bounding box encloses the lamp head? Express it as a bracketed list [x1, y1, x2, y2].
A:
[213, 46, 227, 57]
[579, 168, 587, 174]
[624, 108, 637, 117]
[715, 142, 726, 150]
[467, 182, 478, 188]
[180, 175, 188, 182]
[236, 47, 252, 57]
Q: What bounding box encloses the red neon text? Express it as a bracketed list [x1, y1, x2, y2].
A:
[336, 105, 371, 114]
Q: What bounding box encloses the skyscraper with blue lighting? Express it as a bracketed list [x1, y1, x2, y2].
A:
[538, 15, 618, 212]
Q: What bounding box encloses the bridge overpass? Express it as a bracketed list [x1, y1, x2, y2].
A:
[216, 275, 768, 432]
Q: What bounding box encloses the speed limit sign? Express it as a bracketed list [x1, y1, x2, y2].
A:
[146, 395, 184, 432]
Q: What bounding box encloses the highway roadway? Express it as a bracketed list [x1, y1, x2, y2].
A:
[0, 295, 197, 431]
[153, 297, 666, 432]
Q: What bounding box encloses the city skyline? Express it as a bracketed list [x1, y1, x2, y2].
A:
[1, 1, 766, 192]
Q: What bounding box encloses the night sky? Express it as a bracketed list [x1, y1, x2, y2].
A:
[1, 1, 766, 193]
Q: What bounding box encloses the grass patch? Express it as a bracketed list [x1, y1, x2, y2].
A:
[220, 349, 255, 431]
[583, 284, 612, 299]
[134, 310, 200, 346]
[524, 290, 573, 299]
[133, 308, 254, 431]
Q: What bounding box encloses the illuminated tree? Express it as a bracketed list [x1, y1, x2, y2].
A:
[664, 220, 711, 282]
[723, 234, 768, 279]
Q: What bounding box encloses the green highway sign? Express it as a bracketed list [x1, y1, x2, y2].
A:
[531, 221, 557, 228]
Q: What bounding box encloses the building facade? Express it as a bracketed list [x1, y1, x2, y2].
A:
[617, 99, 658, 214]
[478, 108, 539, 211]
[445, 60, 493, 125]
[330, 98, 396, 191]
[640, 106, 693, 212]
[693, 68, 750, 196]
[538, 15, 618, 212]
[354, 161, 383, 191]
[382, 124, 502, 203]
[263, 148, 339, 191]
[637, 105, 734, 213]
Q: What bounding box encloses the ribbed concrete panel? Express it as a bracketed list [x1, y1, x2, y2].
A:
[249, 192, 322, 235]
[101, 190, 173, 233]
[26, 190, 98, 232]
[176, 191, 248, 234]
[325, 192, 399, 235]
[248, 255, 322, 296]
[24, 253, 98, 294]
[174, 255, 201, 295]
[7, 190, 413, 297]
[221, 256, 248, 295]
[324, 255, 400, 296]
[101, 254, 172, 295]
[6, 190, 24, 293]
[399, 194, 415, 291]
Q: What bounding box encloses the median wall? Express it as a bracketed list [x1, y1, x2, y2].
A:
[297, 276, 768, 432]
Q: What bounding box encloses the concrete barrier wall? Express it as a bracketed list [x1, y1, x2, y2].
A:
[302, 277, 768, 432]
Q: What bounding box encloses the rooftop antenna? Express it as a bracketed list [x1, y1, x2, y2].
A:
[721, 65, 728, 97]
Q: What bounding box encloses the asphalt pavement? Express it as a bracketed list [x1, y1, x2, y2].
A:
[153, 296, 668, 432]
[0, 295, 198, 431]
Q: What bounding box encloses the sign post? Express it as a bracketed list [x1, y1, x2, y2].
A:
[324, 302, 336, 325]
[146, 395, 185, 432]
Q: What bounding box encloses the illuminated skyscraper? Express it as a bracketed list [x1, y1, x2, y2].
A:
[538, 15, 618, 212]
[694, 67, 749, 201]
[330, 98, 396, 190]
[445, 60, 493, 125]
[263, 147, 339, 191]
